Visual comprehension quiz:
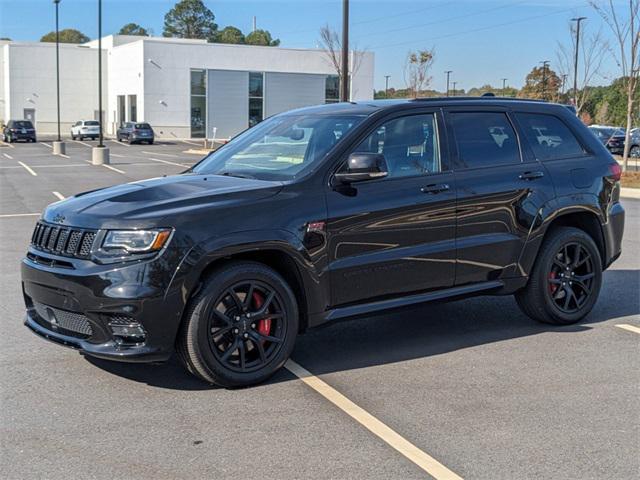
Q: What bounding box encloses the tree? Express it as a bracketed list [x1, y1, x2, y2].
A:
[0, 37, 11, 41]
[403, 49, 435, 98]
[556, 21, 608, 114]
[590, 0, 640, 170]
[163, 0, 217, 39]
[40, 29, 89, 43]
[213, 26, 245, 44]
[518, 65, 561, 100]
[318, 24, 366, 100]
[119, 23, 149, 36]
[245, 29, 280, 46]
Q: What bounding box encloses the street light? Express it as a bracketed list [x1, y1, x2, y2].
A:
[52, 0, 65, 155]
[384, 75, 390, 98]
[571, 17, 587, 107]
[539, 60, 550, 100]
[445, 70, 452, 97]
[451, 81, 457, 97]
[501, 78, 508, 96]
[92, 0, 109, 165]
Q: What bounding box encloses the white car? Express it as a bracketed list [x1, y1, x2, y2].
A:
[70, 120, 100, 140]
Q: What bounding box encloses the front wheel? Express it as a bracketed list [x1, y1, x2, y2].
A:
[516, 227, 602, 325]
[177, 262, 299, 387]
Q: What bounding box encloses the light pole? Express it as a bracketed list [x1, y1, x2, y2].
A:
[445, 70, 452, 97]
[92, 0, 109, 164]
[501, 78, 508, 96]
[384, 75, 390, 98]
[561, 74, 568, 95]
[340, 0, 349, 102]
[52, 0, 65, 155]
[571, 16, 586, 107]
[540, 60, 550, 100]
[451, 81, 457, 97]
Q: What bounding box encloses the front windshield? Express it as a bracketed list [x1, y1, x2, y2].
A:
[191, 114, 365, 180]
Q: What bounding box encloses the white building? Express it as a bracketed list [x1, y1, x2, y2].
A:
[0, 35, 374, 139]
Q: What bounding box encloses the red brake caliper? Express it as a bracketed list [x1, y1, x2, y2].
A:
[549, 271, 558, 294]
[252, 292, 271, 338]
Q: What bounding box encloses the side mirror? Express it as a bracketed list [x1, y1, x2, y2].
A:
[334, 153, 388, 184]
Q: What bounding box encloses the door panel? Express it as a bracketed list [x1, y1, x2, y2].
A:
[445, 109, 556, 285]
[326, 111, 456, 307]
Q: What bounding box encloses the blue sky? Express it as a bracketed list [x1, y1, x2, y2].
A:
[0, 0, 627, 91]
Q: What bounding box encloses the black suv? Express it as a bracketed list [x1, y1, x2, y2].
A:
[116, 122, 154, 144]
[21, 99, 625, 387]
[3, 120, 36, 143]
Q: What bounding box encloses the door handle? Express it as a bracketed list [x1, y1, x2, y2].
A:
[519, 171, 545, 181]
[421, 183, 450, 194]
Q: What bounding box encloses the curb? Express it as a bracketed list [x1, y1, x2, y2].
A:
[620, 187, 640, 199]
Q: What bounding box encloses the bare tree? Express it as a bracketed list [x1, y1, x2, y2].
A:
[590, 0, 640, 170]
[556, 22, 608, 113]
[318, 24, 366, 100]
[403, 49, 435, 98]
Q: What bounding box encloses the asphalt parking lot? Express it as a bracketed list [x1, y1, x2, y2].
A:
[1, 137, 638, 480]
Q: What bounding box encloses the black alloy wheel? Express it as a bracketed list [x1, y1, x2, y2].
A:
[516, 227, 602, 325]
[547, 242, 595, 314]
[177, 261, 299, 387]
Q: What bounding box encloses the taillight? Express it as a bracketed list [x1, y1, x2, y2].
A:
[609, 163, 622, 181]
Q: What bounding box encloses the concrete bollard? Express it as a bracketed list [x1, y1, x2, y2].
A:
[52, 141, 66, 155]
[91, 146, 110, 165]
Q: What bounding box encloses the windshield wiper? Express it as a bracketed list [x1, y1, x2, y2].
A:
[217, 171, 256, 179]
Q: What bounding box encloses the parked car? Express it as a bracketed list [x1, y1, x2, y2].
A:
[117, 122, 154, 144]
[70, 120, 100, 140]
[22, 98, 625, 387]
[2, 119, 36, 143]
[588, 126, 627, 155]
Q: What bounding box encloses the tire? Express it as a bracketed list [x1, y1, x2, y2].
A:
[148, 140, 154, 145]
[515, 227, 602, 325]
[630, 145, 640, 158]
[71, 132, 76, 140]
[117, 135, 122, 142]
[177, 261, 299, 387]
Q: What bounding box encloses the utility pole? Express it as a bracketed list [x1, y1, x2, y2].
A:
[561, 74, 568, 95]
[252, 16, 257, 32]
[451, 81, 457, 97]
[340, 0, 349, 102]
[52, 0, 65, 155]
[501, 78, 508, 96]
[92, 0, 109, 165]
[445, 70, 452, 97]
[384, 75, 390, 98]
[540, 60, 550, 100]
[571, 16, 586, 107]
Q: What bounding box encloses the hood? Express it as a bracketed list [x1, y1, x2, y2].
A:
[42, 174, 284, 229]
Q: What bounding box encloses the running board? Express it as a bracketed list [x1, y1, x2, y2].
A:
[325, 280, 504, 321]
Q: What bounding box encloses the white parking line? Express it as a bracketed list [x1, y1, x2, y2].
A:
[615, 324, 640, 335]
[55, 153, 71, 159]
[18, 161, 37, 176]
[34, 164, 90, 168]
[73, 140, 93, 148]
[3, 153, 13, 159]
[180, 139, 202, 146]
[111, 153, 125, 158]
[40, 142, 52, 148]
[109, 139, 130, 147]
[0, 213, 40, 218]
[149, 157, 188, 167]
[142, 151, 179, 158]
[102, 164, 126, 174]
[285, 360, 464, 480]
[52, 191, 65, 201]
[1, 141, 15, 148]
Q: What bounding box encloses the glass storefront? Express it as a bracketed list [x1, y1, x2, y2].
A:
[325, 75, 340, 103]
[248, 72, 264, 128]
[190, 69, 207, 138]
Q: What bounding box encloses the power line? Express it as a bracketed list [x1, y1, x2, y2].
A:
[369, 7, 575, 50]
[352, 0, 451, 26]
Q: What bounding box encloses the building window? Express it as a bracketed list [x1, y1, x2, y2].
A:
[128, 95, 137, 122]
[249, 72, 264, 128]
[325, 75, 340, 103]
[190, 69, 207, 138]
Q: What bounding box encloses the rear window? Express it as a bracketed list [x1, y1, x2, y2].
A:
[516, 113, 584, 160]
[85, 121, 99, 126]
[450, 112, 521, 168]
[13, 121, 33, 128]
[135, 123, 151, 130]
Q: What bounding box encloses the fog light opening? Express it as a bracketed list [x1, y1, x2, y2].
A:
[108, 322, 146, 346]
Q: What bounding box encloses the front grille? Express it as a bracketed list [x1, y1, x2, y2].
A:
[31, 222, 97, 259]
[33, 302, 93, 337]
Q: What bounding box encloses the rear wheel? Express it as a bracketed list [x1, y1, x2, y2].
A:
[177, 262, 299, 387]
[630, 145, 640, 158]
[516, 227, 602, 325]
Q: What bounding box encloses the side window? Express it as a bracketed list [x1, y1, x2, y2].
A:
[515, 113, 585, 160]
[450, 112, 521, 169]
[351, 113, 441, 178]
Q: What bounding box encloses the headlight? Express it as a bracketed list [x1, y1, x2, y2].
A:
[102, 229, 171, 253]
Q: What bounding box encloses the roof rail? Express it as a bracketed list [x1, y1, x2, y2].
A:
[409, 96, 548, 103]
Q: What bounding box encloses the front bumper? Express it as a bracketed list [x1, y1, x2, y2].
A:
[21, 247, 187, 363]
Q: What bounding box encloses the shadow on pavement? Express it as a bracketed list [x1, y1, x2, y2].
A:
[85, 269, 639, 390]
